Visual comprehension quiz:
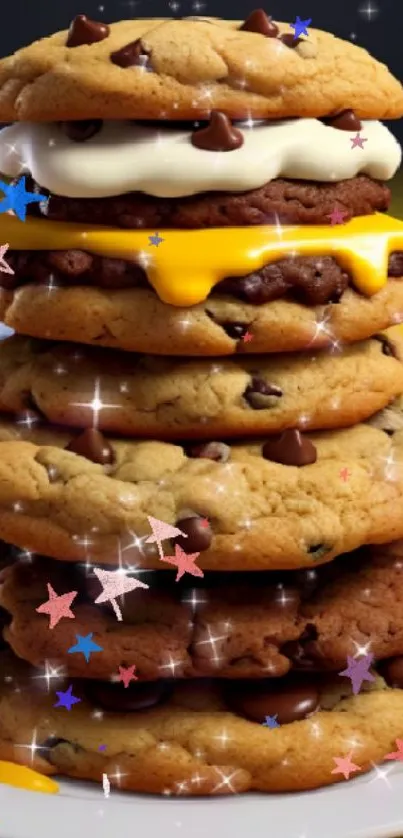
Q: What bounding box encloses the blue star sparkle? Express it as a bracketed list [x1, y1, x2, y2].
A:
[68, 632, 103, 662]
[148, 232, 165, 247]
[54, 684, 81, 711]
[262, 714, 280, 729]
[290, 16, 312, 39]
[0, 176, 47, 222]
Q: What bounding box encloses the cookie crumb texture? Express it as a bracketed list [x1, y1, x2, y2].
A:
[0, 18, 402, 121]
[0, 417, 402, 567]
[0, 662, 402, 794]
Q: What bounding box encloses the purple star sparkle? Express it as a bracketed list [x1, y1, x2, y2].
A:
[339, 654, 375, 695]
[54, 684, 81, 711]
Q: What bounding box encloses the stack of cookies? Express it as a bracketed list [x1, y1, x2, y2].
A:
[1, 11, 403, 796]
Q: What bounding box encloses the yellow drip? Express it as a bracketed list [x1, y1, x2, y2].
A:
[0, 760, 59, 794]
[1, 212, 403, 306]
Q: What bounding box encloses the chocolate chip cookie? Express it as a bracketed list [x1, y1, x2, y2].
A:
[0, 413, 402, 568]
[33, 174, 392, 228]
[0, 16, 402, 122]
[0, 651, 402, 794]
[2, 279, 403, 357]
[0, 331, 402, 438]
[3, 545, 403, 680]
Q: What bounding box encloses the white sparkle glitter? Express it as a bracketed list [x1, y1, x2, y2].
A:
[70, 377, 121, 428]
[213, 729, 232, 747]
[108, 767, 128, 785]
[353, 640, 372, 657]
[181, 588, 209, 610]
[193, 623, 231, 666]
[15, 729, 42, 762]
[159, 654, 186, 676]
[358, 1, 379, 20]
[211, 768, 240, 794]
[32, 660, 67, 691]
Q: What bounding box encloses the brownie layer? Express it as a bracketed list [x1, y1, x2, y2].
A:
[28, 174, 391, 228]
[4, 247, 403, 309]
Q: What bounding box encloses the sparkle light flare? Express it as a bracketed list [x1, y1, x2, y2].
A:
[70, 377, 121, 428]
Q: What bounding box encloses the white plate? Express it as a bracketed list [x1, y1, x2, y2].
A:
[2, 766, 403, 838]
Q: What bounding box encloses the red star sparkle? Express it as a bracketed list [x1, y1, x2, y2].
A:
[331, 751, 361, 780]
[339, 467, 350, 482]
[384, 739, 403, 761]
[118, 664, 138, 688]
[161, 544, 204, 582]
[36, 583, 78, 630]
[242, 332, 253, 343]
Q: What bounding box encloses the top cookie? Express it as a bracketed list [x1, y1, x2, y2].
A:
[0, 14, 402, 121]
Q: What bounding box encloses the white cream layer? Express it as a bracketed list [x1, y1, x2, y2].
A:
[0, 118, 400, 199]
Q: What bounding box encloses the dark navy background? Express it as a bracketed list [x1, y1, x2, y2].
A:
[0, 0, 401, 140]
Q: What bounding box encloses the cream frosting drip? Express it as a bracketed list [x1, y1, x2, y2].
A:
[0, 118, 400, 199]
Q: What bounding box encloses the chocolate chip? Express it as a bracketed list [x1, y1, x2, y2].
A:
[380, 656, 403, 688]
[262, 429, 317, 466]
[226, 679, 320, 724]
[66, 428, 114, 465]
[244, 377, 283, 409]
[175, 516, 212, 553]
[307, 544, 331, 561]
[61, 120, 103, 142]
[280, 33, 302, 47]
[373, 333, 398, 358]
[66, 15, 110, 47]
[221, 322, 250, 340]
[191, 112, 244, 152]
[110, 39, 151, 69]
[322, 110, 362, 132]
[40, 737, 75, 754]
[187, 441, 231, 463]
[280, 640, 316, 670]
[86, 680, 171, 711]
[388, 251, 403, 277]
[239, 9, 279, 37]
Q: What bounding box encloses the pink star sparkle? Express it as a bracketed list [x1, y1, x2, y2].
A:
[145, 516, 187, 560]
[0, 243, 14, 275]
[93, 567, 149, 621]
[339, 467, 350, 482]
[242, 332, 253, 343]
[328, 207, 348, 225]
[331, 752, 361, 780]
[36, 583, 78, 629]
[161, 544, 204, 582]
[350, 133, 368, 149]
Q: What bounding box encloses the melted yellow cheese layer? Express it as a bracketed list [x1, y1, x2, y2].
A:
[2, 213, 403, 306]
